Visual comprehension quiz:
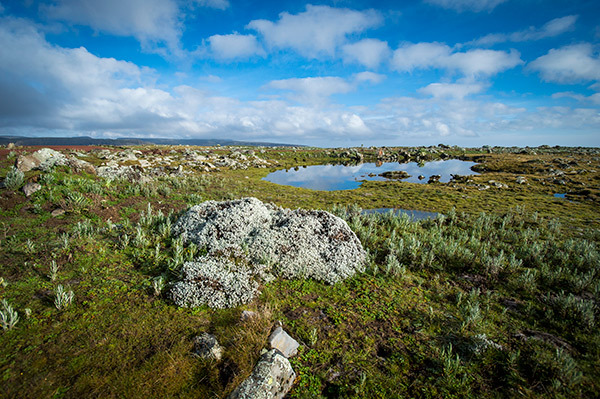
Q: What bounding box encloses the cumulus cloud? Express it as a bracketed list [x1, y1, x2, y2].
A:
[266, 77, 354, 104]
[419, 81, 485, 98]
[342, 39, 391, 68]
[208, 33, 265, 60]
[552, 91, 600, 105]
[392, 42, 522, 76]
[247, 5, 382, 58]
[425, 0, 507, 13]
[354, 71, 386, 84]
[43, 0, 181, 52]
[529, 44, 600, 83]
[470, 15, 578, 46]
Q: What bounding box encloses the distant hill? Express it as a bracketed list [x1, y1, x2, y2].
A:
[0, 136, 301, 147]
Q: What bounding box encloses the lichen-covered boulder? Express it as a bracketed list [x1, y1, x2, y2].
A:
[171, 256, 258, 309]
[173, 198, 365, 285]
[228, 349, 295, 399]
[15, 148, 67, 172]
[170, 198, 365, 309]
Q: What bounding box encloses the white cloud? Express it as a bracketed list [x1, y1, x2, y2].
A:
[470, 15, 578, 46]
[419, 81, 485, 98]
[425, 0, 507, 13]
[552, 91, 600, 105]
[529, 44, 600, 83]
[392, 42, 522, 76]
[247, 5, 382, 58]
[44, 0, 181, 51]
[208, 33, 265, 60]
[342, 39, 391, 68]
[354, 71, 386, 84]
[266, 77, 354, 104]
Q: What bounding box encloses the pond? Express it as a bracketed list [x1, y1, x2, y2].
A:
[263, 159, 479, 191]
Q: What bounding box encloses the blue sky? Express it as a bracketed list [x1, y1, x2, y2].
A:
[0, 0, 599, 147]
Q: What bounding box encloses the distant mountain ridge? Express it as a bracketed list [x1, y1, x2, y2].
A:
[0, 136, 301, 147]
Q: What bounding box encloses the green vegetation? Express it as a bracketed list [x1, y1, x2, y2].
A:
[0, 144, 598, 398]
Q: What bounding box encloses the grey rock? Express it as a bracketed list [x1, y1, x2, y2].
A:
[22, 182, 41, 197]
[15, 148, 67, 172]
[228, 349, 295, 399]
[269, 327, 299, 358]
[241, 310, 258, 321]
[51, 209, 65, 217]
[68, 156, 97, 175]
[516, 176, 527, 184]
[192, 333, 223, 361]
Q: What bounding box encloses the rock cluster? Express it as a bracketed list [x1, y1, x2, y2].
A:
[171, 198, 366, 309]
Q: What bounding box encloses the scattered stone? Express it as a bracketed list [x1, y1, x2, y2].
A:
[241, 310, 258, 322]
[51, 209, 65, 217]
[22, 182, 41, 197]
[7, 143, 15, 149]
[379, 170, 410, 179]
[68, 156, 97, 175]
[228, 349, 296, 399]
[192, 333, 223, 361]
[268, 327, 299, 358]
[418, 175, 425, 180]
[516, 176, 527, 184]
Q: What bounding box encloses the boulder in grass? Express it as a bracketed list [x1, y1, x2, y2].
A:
[228, 349, 295, 399]
[22, 182, 41, 197]
[268, 327, 299, 358]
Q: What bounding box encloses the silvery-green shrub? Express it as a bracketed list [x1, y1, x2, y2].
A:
[4, 167, 24, 190]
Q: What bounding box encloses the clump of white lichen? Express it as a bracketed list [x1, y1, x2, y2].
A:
[170, 198, 365, 308]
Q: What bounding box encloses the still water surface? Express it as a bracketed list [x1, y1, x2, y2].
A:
[263, 160, 479, 191]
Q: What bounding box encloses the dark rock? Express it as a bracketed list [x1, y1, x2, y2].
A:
[379, 170, 410, 179]
[428, 175, 441, 183]
[192, 333, 223, 361]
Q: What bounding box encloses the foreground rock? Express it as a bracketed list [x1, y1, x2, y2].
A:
[228, 349, 296, 399]
[269, 327, 299, 358]
[171, 198, 365, 307]
[171, 197, 366, 309]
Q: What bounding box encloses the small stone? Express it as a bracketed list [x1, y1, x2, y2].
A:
[192, 333, 223, 361]
[7, 143, 15, 149]
[228, 349, 295, 399]
[51, 209, 66, 217]
[241, 310, 258, 321]
[22, 182, 41, 197]
[268, 327, 299, 358]
[516, 176, 527, 184]
[418, 175, 425, 180]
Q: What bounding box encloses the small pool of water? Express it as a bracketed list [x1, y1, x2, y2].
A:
[362, 208, 439, 221]
[263, 160, 478, 191]
[554, 193, 566, 199]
